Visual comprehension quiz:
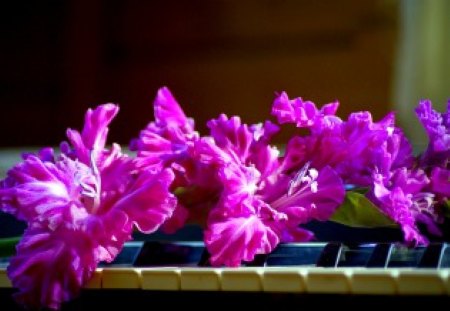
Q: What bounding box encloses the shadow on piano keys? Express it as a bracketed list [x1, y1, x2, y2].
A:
[1, 241, 450, 310]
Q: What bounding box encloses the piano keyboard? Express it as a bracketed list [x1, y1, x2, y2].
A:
[1, 242, 450, 295]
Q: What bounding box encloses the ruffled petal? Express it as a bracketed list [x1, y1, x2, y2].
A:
[154, 86, 195, 131]
[8, 225, 98, 310]
[65, 104, 119, 166]
[205, 208, 279, 266]
[113, 168, 177, 233]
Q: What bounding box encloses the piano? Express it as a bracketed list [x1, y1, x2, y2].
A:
[1, 241, 450, 310]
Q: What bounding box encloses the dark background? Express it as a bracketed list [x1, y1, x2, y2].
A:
[0, 0, 399, 147]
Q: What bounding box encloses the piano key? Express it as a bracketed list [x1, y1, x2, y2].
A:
[350, 268, 398, 295]
[198, 248, 211, 267]
[388, 245, 426, 267]
[102, 268, 141, 289]
[180, 268, 221, 291]
[141, 268, 180, 290]
[305, 268, 351, 293]
[445, 271, 450, 295]
[418, 243, 446, 268]
[221, 267, 263, 291]
[84, 269, 103, 289]
[134, 241, 204, 267]
[0, 264, 11, 288]
[316, 242, 342, 267]
[245, 254, 268, 267]
[338, 244, 375, 267]
[266, 243, 325, 266]
[397, 270, 447, 295]
[442, 246, 450, 268]
[366, 243, 393, 268]
[262, 268, 307, 293]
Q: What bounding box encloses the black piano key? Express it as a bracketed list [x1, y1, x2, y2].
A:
[316, 242, 342, 267]
[387, 244, 426, 268]
[366, 243, 393, 268]
[133, 241, 204, 267]
[418, 243, 446, 268]
[100, 242, 143, 267]
[198, 249, 211, 267]
[245, 254, 268, 267]
[266, 243, 325, 266]
[441, 244, 450, 268]
[337, 244, 374, 267]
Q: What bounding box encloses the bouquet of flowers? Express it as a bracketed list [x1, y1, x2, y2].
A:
[0, 87, 449, 309]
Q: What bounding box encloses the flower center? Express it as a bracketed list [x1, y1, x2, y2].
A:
[271, 162, 319, 209]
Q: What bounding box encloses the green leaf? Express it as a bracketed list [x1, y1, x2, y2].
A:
[330, 191, 397, 228]
[443, 200, 450, 218]
[0, 236, 20, 258]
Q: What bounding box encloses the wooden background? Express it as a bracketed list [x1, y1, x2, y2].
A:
[0, 0, 399, 147]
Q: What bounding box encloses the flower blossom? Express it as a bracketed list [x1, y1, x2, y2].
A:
[132, 89, 345, 266]
[199, 114, 345, 266]
[0, 104, 176, 310]
[272, 92, 413, 186]
[369, 168, 441, 245]
[415, 100, 450, 168]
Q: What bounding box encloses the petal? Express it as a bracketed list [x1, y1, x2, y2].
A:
[66, 104, 119, 165]
[0, 155, 78, 224]
[430, 167, 450, 197]
[205, 209, 279, 266]
[113, 168, 177, 233]
[8, 226, 98, 310]
[154, 86, 195, 130]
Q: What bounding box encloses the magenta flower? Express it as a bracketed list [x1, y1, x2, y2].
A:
[416, 100, 450, 167]
[130, 86, 199, 171]
[369, 168, 442, 245]
[0, 104, 176, 310]
[272, 92, 412, 187]
[200, 114, 345, 266]
[272, 91, 339, 128]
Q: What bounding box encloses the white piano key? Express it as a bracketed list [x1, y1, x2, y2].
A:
[102, 268, 141, 289]
[350, 269, 397, 295]
[0, 266, 11, 288]
[141, 268, 180, 291]
[444, 270, 450, 295]
[180, 268, 221, 291]
[263, 267, 307, 293]
[221, 267, 263, 291]
[305, 268, 351, 294]
[397, 270, 446, 295]
[84, 269, 103, 289]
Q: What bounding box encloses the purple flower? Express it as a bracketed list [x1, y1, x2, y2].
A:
[369, 168, 441, 245]
[272, 91, 339, 128]
[273, 92, 412, 187]
[130, 87, 199, 171]
[429, 167, 450, 198]
[0, 104, 177, 310]
[62, 103, 119, 168]
[200, 114, 345, 266]
[416, 100, 450, 167]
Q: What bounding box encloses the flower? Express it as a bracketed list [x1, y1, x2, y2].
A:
[0, 104, 176, 310]
[1, 87, 449, 309]
[272, 92, 406, 187]
[131, 89, 345, 266]
[369, 168, 439, 245]
[199, 114, 345, 266]
[415, 99, 450, 167]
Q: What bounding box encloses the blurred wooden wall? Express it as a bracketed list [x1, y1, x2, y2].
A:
[0, 0, 399, 147]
